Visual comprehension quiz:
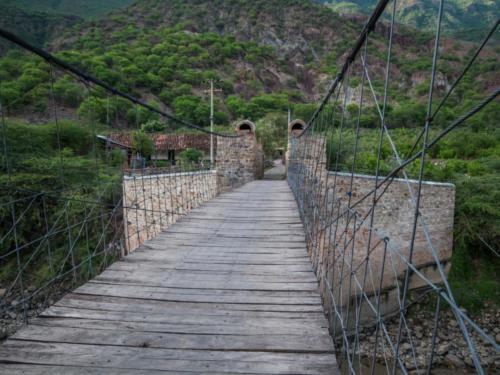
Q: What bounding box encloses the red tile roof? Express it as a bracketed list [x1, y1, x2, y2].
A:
[107, 133, 211, 153]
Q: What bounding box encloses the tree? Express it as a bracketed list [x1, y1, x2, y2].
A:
[141, 120, 167, 133]
[255, 113, 288, 158]
[173, 95, 209, 126]
[173, 95, 200, 123]
[179, 148, 204, 170]
[131, 130, 153, 158]
[126, 103, 160, 125]
[77, 96, 108, 123]
[179, 148, 203, 164]
[0, 82, 21, 108]
[214, 111, 229, 125]
[387, 101, 426, 128]
[53, 78, 84, 107]
[226, 95, 248, 119]
[293, 103, 317, 122]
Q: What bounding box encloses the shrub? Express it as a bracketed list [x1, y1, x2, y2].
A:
[179, 148, 203, 169]
[141, 120, 167, 133]
[131, 130, 153, 158]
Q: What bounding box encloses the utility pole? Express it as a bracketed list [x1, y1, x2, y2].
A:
[210, 79, 214, 166]
[204, 79, 222, 167]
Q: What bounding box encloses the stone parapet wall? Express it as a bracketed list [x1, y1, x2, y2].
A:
[123, 170, 218, 253]
[122, 127, 265, 253]
[321, 172, 454, 326]
[288, 134, 455, 327]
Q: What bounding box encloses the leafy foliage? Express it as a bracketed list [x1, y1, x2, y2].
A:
[318, 0, 500, 41]
[179, 148, 203, 165]
[255, 113, 289, 157]
[0, 118, 122, 293]
[141, 120, 167, 133]
[131, 130, 154, 158]
[0, 0, 496, 134]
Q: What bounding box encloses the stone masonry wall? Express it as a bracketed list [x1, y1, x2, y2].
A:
[123, 170, 218, 253]
[288, 134, 455, 326]
[216, 134, 264, 190]
[122, 128, 265, 253]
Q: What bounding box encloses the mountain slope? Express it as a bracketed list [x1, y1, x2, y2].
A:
[0, 0, 496, 128]
[50, 0, 439, 96]
[0, 0, 136, 19]
[0, 4, 81, 52]
[316, 0, 499, 40]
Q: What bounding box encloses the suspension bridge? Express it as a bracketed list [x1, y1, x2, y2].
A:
[0, 0, 499, 374]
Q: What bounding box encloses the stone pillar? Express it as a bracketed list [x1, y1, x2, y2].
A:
[215, 120, 264, 190]
[286, 119, 306, 172]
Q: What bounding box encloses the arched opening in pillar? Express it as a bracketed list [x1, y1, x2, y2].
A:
[288, 119, 306, 137]
[235, 120, 256, 136]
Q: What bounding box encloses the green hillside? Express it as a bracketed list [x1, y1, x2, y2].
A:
[317, 0, 499, 40]
[2, 0, 496, 123]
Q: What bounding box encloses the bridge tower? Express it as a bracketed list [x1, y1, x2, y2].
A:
[286, 119, 306, 172]
[216, 120, 264, 189]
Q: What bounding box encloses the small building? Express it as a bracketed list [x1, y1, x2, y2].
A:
[98, 133, 212, 167]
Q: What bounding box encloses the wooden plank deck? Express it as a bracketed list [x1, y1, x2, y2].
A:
[0, 180, 337, 374]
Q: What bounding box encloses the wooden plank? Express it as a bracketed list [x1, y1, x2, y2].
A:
[91, 277, 319, 292]
[107, 254, 312, 265]
[27, 316, 325, 336]
[123, 246, 310, 258]
[109, 263, 316, 278]
[0, 364, 197, 375]
[119, 258, 312, 267]
[0, 341, 337, 374]
[57, 294, 326, 314]
[26, 316, 328, 336]
[75, 282, 322, 305]
[12, 325, 334, 353]
[120, 259, 315, 273]
[146, 237, 308, 246]
[39, 306, 329, 331]
[102, 264, 318, 282]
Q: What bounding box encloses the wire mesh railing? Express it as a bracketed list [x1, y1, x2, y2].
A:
[288, 0, 499, 373]
[0, 28, 239, 335]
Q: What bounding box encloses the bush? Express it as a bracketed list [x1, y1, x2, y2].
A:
[255, 113, 288, 157]
[77, 96, 108, 123]
[173, 95, 209, 126]
[387, 101, 426, 128]
[449, 174, 500, 310]
[53, 78, 85, 107]
[141, 120, 167, 133]
[131, 130, 153, 158]
[179, 148, 203, 168]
